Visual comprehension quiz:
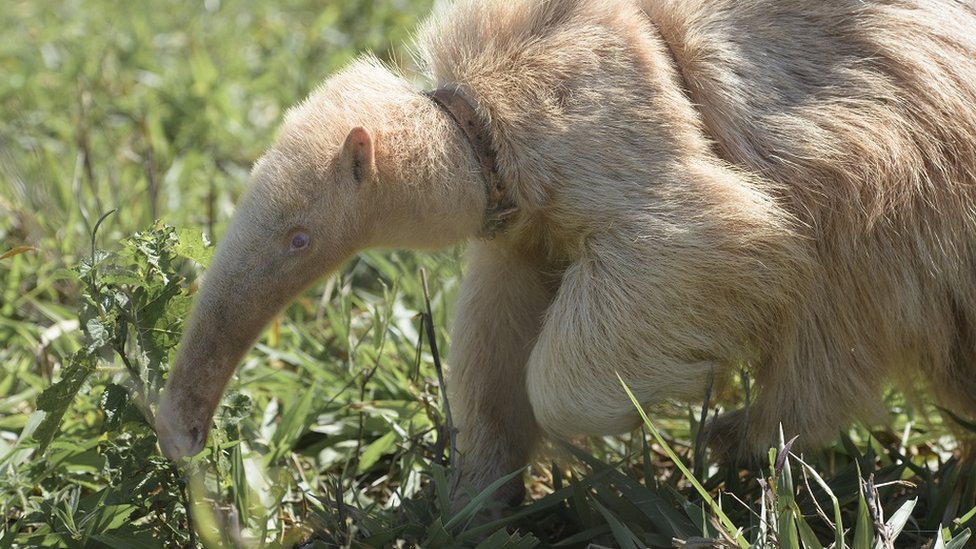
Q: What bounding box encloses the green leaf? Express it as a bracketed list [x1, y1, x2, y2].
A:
[617, 373, 748, 549]
[267, 382, 318, 463]
[423, 517, 453, 548]
[90, 530, 160, 549]
[431, 464, 453, 522]
[796, 514, 824, 549]
[933, 527, 946, 549]
[32, 353, 97, 453]
[945, 528, 971, 549]
[175, 227, 214, 267]
[99, 384, 130, 432]
[553, 525, 616, 547]
[778, 508, 800, 549]
[230, 442, 250, 525]
[445, 467, 525, 532]
[570, 471, 595, 528]
[590, 498, 642, 549]
[793, 454, 845, 549]
[0, 518, 22, 549]
[853, 473, 874, 549]
[357, 429, 397, 473]
[607, 465, 699, 539]
[472, 528, 540, 549]
[875, 498, 917, 548]
[85, 317, 112, 351]
[87, 503, 138, 536]
[956, 506, 976, 528]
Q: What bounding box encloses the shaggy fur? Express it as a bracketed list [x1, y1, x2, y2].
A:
[157, 0, 976, 508]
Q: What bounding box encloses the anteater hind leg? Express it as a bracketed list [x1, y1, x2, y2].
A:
[934, 299, 976, 459]
[709, 325, 888, 461]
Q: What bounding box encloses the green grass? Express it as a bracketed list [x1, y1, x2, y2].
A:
[2, 1, 975, 547]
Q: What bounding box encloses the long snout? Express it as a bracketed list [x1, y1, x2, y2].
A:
[153, 137, 374, 460]
[154, 220, 350, 459]
[155, 300, 253, 459]
[155, 253, 273, 459]
[156, 394, 207, 459]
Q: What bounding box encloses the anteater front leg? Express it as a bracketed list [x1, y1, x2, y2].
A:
[447, 241, 554, 508]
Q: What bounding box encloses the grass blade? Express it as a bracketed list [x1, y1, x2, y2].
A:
[793, 453, 845, 549]
[444, 467, 525, 531]
[874, 497, 917, 548]
[853, 463, 874, 549]
[590, 498, 642, 549]
[945, 527, 971, 549]
[617, 373, 748, 549]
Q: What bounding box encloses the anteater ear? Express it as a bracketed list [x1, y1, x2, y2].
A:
[342, 126, 376, 184]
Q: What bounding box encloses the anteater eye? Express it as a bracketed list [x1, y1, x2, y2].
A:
[289, 231, 310, 252]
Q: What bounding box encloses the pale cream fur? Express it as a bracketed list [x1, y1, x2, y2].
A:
[157, 0, 976, 509]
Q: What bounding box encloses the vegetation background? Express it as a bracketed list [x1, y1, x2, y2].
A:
[1, 0, 974, 547]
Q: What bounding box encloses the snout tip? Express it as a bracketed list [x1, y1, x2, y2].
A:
[155, 395, 206, 460]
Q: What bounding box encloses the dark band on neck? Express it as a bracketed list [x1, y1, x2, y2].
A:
[424, 86, 516, 238]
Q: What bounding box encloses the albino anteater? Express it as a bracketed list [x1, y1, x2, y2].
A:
[156, 0, 976, 506]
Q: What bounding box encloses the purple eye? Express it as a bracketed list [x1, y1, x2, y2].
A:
[289, 232, 310, 252]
